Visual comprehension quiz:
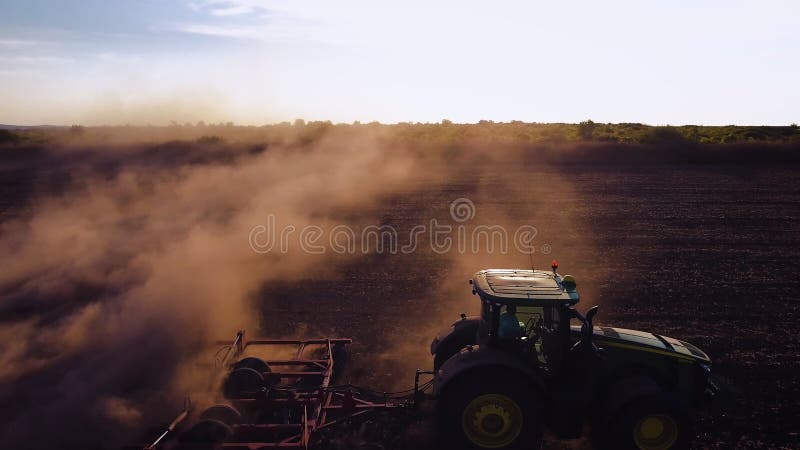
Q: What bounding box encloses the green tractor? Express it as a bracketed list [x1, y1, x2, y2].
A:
[430, 266, 715, 450]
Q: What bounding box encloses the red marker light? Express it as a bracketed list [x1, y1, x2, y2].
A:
[551, 260, 559, 269]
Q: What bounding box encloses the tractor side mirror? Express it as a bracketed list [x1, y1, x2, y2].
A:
[585, 305, 599, 326]
[580, 305, 600, 346]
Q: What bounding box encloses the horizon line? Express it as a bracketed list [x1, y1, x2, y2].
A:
[2, 120, 798, 129]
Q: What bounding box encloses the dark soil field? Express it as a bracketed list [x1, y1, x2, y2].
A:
[1, 132, 799, 449]
[259, 147, 800, 449]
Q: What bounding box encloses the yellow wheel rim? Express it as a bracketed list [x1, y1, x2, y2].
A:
[461, 394, 523, 448]
[633, 414, 678, 450]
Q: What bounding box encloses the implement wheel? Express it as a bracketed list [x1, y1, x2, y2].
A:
[200, 404, 242, 425]
[178, 419, 232, 444]
[439, 370, 542, 450]
[233, 357, 271, 373]
[598, 393, 693, 450]
[223, 367, 266, 398]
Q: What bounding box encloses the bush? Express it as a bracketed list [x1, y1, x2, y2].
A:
[197, 135, 224, 144]
[0, 129, 20, 144]
[577, 120, 597, 140]
[643, 126, 687, 145]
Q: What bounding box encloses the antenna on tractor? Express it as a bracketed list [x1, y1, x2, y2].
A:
[529, 247, 534, 271]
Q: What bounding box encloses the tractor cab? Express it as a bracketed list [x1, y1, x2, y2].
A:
[471, 268, 584, 374]
[429, 265, 593, 373]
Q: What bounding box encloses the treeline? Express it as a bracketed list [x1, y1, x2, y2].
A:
[1, 120, 799, 146]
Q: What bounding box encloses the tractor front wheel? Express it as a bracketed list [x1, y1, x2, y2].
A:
[439, 371, 542, 450]
[599, 393, 693, 450]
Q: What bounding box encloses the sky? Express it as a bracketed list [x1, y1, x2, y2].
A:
[0, 0, 798, 126]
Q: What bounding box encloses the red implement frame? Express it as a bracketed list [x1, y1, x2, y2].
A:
[142, 331, 424, 450]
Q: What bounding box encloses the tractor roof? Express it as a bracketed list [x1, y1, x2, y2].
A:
[472, 269, 580, 307]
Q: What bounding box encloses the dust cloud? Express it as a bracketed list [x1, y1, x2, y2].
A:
[0, 127, 605, 448]
[0, 126, 433, 449]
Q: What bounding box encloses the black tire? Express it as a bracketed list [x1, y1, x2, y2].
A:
[439, 369, 542, 450]
[178, 419, 232, 444]
[434, 342, 474, 371]
[433, 351, 452, 372]
[434, 344, 471, 371]
[233, 356, 271, 373]
[223, 367, 266, 399]
[200, 404, 242, 425]
[599, 393, 693, 450]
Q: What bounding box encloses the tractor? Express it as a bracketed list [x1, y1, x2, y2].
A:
[134, 264, 715, 450]
[430, 266, 716, 450]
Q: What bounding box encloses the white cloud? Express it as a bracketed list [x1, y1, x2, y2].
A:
[210, 4, 256, 16]
[173, 23, 262, 39]
[0, 56, 73, 64]
[188, 0, 271, 16]
[0, 39, 47, 49]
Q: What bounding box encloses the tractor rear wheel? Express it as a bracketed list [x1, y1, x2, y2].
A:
[433, 351, 452, 372]
[439, 371, 542, 450]
[598, 393, 693, 450]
